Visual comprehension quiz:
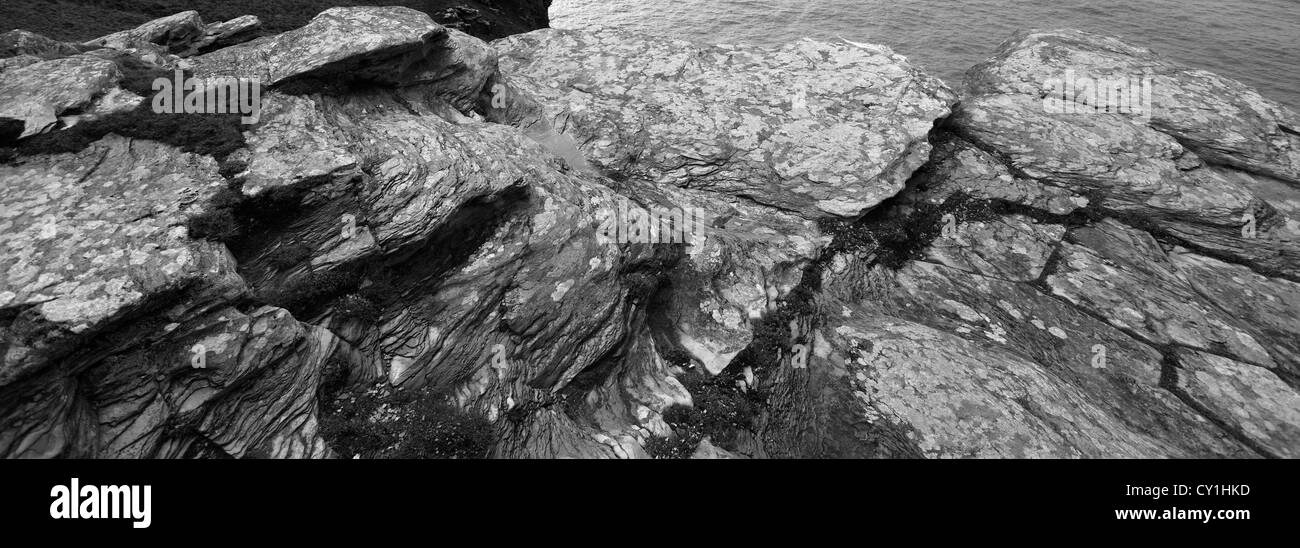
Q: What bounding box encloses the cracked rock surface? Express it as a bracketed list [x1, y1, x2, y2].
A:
[0, 14, 1296, 458]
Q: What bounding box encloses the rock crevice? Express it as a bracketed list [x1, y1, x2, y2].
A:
[1, 14, 1297, 458]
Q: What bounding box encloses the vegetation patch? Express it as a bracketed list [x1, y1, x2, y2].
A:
[644, 368, 759, 459]
[618, 249, 683, 303]
[265, 243, 313, 270]
[643, 434, 697, 459]
[107, 52, 174, 97]
[185, 182, 307, 244]
[332, 293, 382, 323]
[319, 382, 495, 459]
[258, 269, 361, 318]
[1, 100, 246, 164]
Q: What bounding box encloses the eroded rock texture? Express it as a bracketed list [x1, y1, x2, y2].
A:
[756, 29, 1300, 459]
[0, 13, 1296, 459]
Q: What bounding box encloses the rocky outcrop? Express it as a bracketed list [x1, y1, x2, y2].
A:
[190, 15, 262, 56]
[753, 29, 1300, 459]
[0, 30, 85, 60]
[193, 7, 449, 87]
[84, 11, 208, 54]
[495, 29, 955, 219]
[0, 54, 121, 139]
[966, 29, 1300, 185]
[0, 13, 1296, 459]
[493, 28, 954, 376]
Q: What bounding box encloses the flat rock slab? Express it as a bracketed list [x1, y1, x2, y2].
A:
[1046, 220, 1274, 367]
[1171, 249, 1300, 376]
[813, 312, 1182, 458]
[0, 136, 237, 384]
[0, 29, 83, 60]
[192, 6, 449, 88]
[495, 28, 957, 219]
[189, 15, 263, 55]
[819, 259, 1252, 458]
[966, 29, 1300, 185]
[1173, 348, 1300, 458]
[0, 54, 120, 138]
[84, 11, 207, 54]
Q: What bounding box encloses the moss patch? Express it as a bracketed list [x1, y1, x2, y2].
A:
[1, 100, 246, 164]
[645, 368, 759, 458]
[320, 382, 494, 459]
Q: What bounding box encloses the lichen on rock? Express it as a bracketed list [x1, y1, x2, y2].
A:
[0, 12, 1297, 459]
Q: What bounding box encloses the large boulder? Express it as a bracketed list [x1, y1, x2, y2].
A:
[0, 29, 83, 60]
[0, 54, 120, 138]
[187, 15, 263, 56]
[3, 10, 1296, 460]
[84, 11, 208, 54]
[493, 28, 956, 376]
[755, 29, 1300, 459]
[193, 7, 446, 88]
[495, 28, 956, 219]
[0, 136, 236, 385]
[966, 29, 1300, 185]
[0, 135, 344, 458]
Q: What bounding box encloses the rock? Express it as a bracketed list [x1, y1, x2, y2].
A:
[750, 27, 1300, 459]
[798, 256, 1254, 458]
[403, 29, 499, 114]
[0, 136, 236, 386]
[1169, 249, 1300, 375]
[228, 92, 359, 195]
[492, 28, 953, 376]
[907, 136, 1089, 216]
[84, 11, 207, 54]
[188, 15, 263, 56]
[953, 33, 1300, 281]
[1172, 349, 1300, 458]
[1045, 220, 1275, 367]
[0, 54, 42, 74]
[966, 29, 1300, 186]
[495, 28, 957, 219]
[638, 181, 827, 374]
[0, 29, 83, 60]
[86, 306, 338, 459]
[0, 54, 120, 138]
[923, 214, 1065, 282]
[2, 10, 1297, 460]
[0, 133, 347, 458]
[847, 257, 1253, 454]
[756, 26, 1300, 459]
[191, 7, 449, 89]
[794, 311, 1192, 458]
[952, 93, 1254, 223]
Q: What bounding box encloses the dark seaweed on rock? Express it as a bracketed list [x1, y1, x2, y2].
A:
[0, 9, 1297, 460]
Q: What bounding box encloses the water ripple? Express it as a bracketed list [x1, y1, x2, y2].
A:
[552, 0, 1299, 109]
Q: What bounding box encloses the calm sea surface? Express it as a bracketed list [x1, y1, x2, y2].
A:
[551, 0, 1300, 109]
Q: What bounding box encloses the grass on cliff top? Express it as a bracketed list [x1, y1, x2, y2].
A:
[0, 0, 546, 42]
